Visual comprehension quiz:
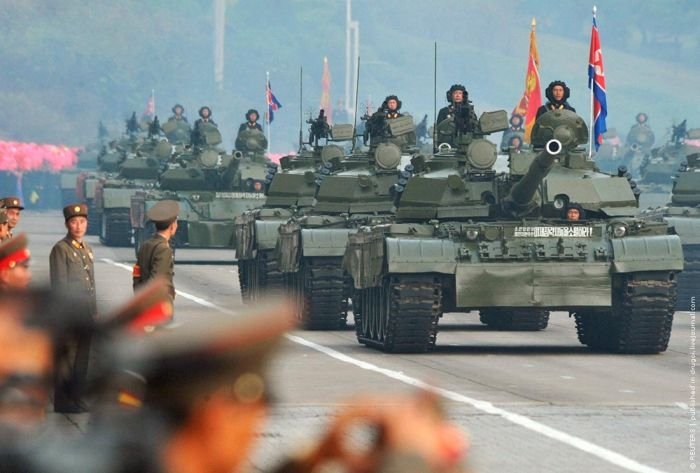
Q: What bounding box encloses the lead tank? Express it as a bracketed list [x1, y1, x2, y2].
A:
[130, 122, 268, 251]
[344, 109, 683, 354]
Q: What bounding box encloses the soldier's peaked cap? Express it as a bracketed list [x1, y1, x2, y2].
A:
[2, 196, 24, 210]
[146, 200, 180, 224]
[0, 233, 30, 271]
[101, 277, 173, 334]
[112, 301, 296, 409]
[63, 203, 88, 221]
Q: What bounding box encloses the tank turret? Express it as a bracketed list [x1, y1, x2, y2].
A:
[504, 139, 563, 215]
[235, 128, 268, 154]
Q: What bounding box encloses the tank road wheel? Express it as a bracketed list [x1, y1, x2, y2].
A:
[356, 274, 442, 353]
[299, 257, 348, 330]
[676, 244, 700, 311]
[479, 309, 550, 331]
[100, 209, 133, 247]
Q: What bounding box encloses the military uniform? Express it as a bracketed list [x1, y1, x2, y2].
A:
[0, 209, 10, 242]
[133, 200, 179, 299]
[49, 204, 95, 413]
[0, 233, 31, 291]
[2, 196, 24, 239]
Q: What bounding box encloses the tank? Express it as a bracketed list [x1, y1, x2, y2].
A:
[622, 123, 655, 175]
[60, 123, 108, 206]
[95, 135, 170, 246]
[234, 119, 354, 304]
[644, 152, 700, 311]
[343, 109, 683, 354]
[594, 128, 622, 173]
[640, 127, 700, 189]
[131, 122, 268, 251]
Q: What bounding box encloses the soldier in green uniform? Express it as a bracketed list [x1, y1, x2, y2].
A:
[0, 233, 31, 291]
[0, 209, 10, 242]
[133, 200, 179, 301]
[1, 196, 24, 239]
[437, 84, 479, 133]
[49, 203, 95, 413]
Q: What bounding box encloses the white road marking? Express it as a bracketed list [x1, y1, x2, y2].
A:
[101, 257, 668, 473]
[100, 258, 235, 315]
[676, 402, 689, 410]
[560, 375, 575, 380]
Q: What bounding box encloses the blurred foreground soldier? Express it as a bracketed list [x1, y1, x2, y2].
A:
[436, 84, 478, 134]
[2, 196, 24, 238]
[191, 106, 217, 147]
[0, 234, 31, 291]
[536, 80, 576, 119]
[0, 209, 11, 242]
[134, 200, 179, 301]
[49, 204, 95, 413]
[168, 104, 188, 123]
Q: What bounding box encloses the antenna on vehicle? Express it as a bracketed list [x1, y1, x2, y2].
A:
[351, 56, 361, 152]
[433, 42, 438, 153]
[298, 66, 304, 152]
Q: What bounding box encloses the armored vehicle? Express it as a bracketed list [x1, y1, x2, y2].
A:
[594, 128, 622, 174]
[274, 113, 422, 329]
[78, 143, 127, 234]
[344, 109, 683, 354]
[622, 121, 655, 175]
[234, 119, 354, 304]
[644, 153, 700, 311]
[131, 123, 268, 251]
[640, 126, 700, 190]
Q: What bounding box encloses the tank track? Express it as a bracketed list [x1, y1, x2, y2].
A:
[86, 202, 101, 236]
[100, 209, 133, 247]
[479, 310, 550, 331]
[299, 257, 348, 330]
[357, 274, 442, 353]
[575, 271, 677, 354]
[676, 244, 700, 311]
[244, 249, 285, 302]
[238, 260, 251, 304]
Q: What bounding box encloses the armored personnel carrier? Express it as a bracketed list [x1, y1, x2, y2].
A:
[644, 153, 700, 311]
[344, 109, 683, 354]
[131, 122, 268, 251]
[234, 119, 354, 304]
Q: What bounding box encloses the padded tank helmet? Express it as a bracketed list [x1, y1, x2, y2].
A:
[198, 106, 212, 118]
[381, 95, 402, 111]
[544, 81, 570, 104]
[246, 109, 260, 121]
[171, 104, 185, 114]
[636, 112, 648, 124]
[446, 84, 468, 102]
[510, 114, 524, 128]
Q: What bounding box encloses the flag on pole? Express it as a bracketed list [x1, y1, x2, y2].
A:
[515, 18, 542, 143]
[588, 8, 607, 151]
[142, 90, 155, 121]
[266, 80, 282, 123]
[320, 57, 332, 124]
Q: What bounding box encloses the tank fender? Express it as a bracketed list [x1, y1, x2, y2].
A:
[301, 228, 354, 257]
[386, 237, 458, 275]
[611, 234, 684, 273]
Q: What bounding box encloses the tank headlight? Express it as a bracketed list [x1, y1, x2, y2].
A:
[466, 228, 479, 240]
[613, 224, 627, 238]
[554, 197, 566, 209]
[192, 194, 200, 202]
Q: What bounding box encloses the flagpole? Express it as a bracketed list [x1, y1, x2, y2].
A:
[266, 71, 271, 154]
[589, 6, 596, 159]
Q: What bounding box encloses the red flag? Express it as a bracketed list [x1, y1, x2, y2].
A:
[320, 57, 332, 124]
[514, 19, 542, 143]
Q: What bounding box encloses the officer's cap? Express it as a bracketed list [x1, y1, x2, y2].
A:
[2, 196, 24, 211]
[101, 277, 173, 334]
[146, 200, 180, 224]
[113, 301, 296, 410]
[0, 234, 30, 271]
[63, 203, 88, 221]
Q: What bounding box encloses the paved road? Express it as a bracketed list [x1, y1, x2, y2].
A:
[21, 211, 694, 472]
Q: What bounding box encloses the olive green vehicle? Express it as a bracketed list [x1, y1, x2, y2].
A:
[95, 129, 172, 246]
[640, 127, 700, 190]
[131, 122, 268, 251]
[61, 123, 109, 206]
[622, 122, 655, 175]
[343, 109, 683, 354]
[644, 152, 700, 311]
[234, 121, 355, 304]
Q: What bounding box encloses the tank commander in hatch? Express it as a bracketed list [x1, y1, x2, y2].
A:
[536, 80, 576, 119]
[437, 84, 478, 134]
[168, 104, 188, 123]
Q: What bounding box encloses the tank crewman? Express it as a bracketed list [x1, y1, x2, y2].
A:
[49, 204, 96, 413]
[2, 196, 24, 238]
[0, 234, 31, 291]
[133, 200, 179, 302]
[191, 106, 218, 147]
[0, 209, 10, 242]
[436, 84, 479, 133]
[536, 80, 576, 119]
[364, 95, 404, 145]
[635, 112, 649, 127]
[238, 109, 263, 133]
[168, 104, 188, 123]
[565, 203, 585, 221]
[308, 109, 331, 145]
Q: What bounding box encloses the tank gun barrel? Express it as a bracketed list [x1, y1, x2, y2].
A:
[506, 139, 563, 214]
